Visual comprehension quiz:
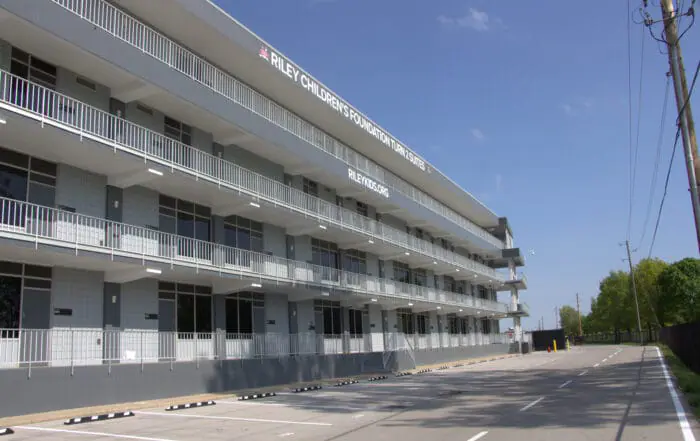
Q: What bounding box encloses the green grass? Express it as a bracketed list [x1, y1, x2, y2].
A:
[659, 344, 700, 420]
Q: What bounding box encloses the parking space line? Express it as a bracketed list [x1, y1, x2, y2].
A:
[138, 410, 333, 426]
[466, 430, 489, 441]
[558, 380, 572, 389]
[217, 400, 373, 412]
[16, 426, 178, 441]
[278, 433, 295, 437]
[594, 363, 600, 367]
[578, 370, 588, 376]
[519, 397, 544, 412]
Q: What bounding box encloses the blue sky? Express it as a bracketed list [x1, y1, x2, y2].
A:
[213, 0, 700, 329]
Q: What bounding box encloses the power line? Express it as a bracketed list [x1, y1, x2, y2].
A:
[639, 76, 671, 246]
[629, 15, 648, 242]
[648, 126, 681, 257]
[627, 0, 635, 241]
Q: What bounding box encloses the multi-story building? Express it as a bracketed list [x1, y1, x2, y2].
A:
[0, 0, 528, 416]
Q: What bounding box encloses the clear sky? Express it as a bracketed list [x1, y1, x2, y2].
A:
[213, 0, 700, 329]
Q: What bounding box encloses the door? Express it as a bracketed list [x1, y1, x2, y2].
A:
[102, 283, 121, 364]
[20, 287, 51, 366]
[158, 298, 176, 361]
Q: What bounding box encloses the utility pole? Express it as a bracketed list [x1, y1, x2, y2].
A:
[660, 0, 700, 253]
[623, 240, 644, 345]
[576, 293, 583, 336]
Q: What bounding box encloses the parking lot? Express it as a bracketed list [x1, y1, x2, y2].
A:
[6, 347, 694, 441]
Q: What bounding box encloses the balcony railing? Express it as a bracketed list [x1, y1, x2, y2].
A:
[0, 197, 509, 313]
[0, 69, 505, 284]
[48, 0, 504, 250]
[0, 329, 514, 370]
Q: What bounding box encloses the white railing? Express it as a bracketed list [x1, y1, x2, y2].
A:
[48, 0, 504, 250]
[0, 197, 509, 313]
[0, 329, 513, 369]
[0, 69, 505, 284]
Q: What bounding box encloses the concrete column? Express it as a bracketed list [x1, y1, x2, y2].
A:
[213, 295, 227, 359]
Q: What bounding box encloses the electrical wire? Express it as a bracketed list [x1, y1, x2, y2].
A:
[639, 76, 671, 246]
[627, 0, 635, 241]
[648, 59, 700, 257]
[629, 20, 647, 242]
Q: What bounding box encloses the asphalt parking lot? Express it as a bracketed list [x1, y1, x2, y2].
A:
[4, 347, 698, 441]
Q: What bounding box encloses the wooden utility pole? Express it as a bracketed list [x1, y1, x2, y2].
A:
[660, 0, 700, 253]
[624, 240, 644, 345]
[576, 293, 583, 336]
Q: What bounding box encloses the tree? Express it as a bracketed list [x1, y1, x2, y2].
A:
[559, 305, 580, 336]
[658, 258, 700, 324]
[633, 258, 668, 327]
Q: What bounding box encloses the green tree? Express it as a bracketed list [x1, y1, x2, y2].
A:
[658, 258, 700, 324]
[588, 270, 632, 336]
[559, 305, 580, 336]
[633, 258, 668, 327]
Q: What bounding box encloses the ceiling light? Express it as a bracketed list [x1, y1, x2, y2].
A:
[0, 116, 6, 125]
[319, 225, 327, 230]
[146, 268, 161, 275]
[408, 303, 413, 306]
[404, 252, 410, 256]
[371, 298, 377, 302]
[368, 239, 374, 244]
[147, 168, 163, 176]
[251, 283, 262, 288]
[249, 202, 260, 208]
[456, 269, 460, 272]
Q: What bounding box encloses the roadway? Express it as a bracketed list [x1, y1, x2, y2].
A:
[6, 345, 698, 441]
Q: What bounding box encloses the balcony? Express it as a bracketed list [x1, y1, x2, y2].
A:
[0, 329, 512, 371]
[508, 303, 530, 317]
[0, 70, 508, 288]
[504, 273, 528, 291]
[3, 0, 504, 251]
[0, 197, 510, 314]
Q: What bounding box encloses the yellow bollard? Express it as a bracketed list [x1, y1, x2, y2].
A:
[553, 339, 558, 352]
[566, 338, 571, 351]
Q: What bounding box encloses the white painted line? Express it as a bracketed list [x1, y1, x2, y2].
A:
[352, 414, 365, 419]
[594, 363, 600, 367]
[603, 358, 608, 362]
[16, 426, 177, 441]
[138, 411, 332, 426]
[655, 347, 697, 441]
[558, 380, 572, 389]
[279, 433, 295, 438]
[578, 370, 588, 376]
[519, 397, 544, 412]
[466, 431, 489, 441]
[217, 400, 372, 411]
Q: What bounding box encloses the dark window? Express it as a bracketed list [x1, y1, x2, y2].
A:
[225, 294, 254, 336]
[417, 314, 428, 334]
[176, 293, 195, 334]
[348, 309, 363, 336]
[397, 309, 414, 334]
[312, 238, 339, 281]
[343, 249, 366, 274]
[0, 276, 21, 330]
[315, 300, 341, 336]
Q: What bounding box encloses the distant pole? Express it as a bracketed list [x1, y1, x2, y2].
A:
[624, 240, 644, 345]
[576, 293, 583, 336]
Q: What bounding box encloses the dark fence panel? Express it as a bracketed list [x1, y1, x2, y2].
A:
[531, 329, 566, 351]
[659, 321, 700, 374]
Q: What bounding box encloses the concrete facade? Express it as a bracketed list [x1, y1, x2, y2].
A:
[0, 0, 528, 417]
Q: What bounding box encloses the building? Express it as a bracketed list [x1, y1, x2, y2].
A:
[0, 0, 528, 417]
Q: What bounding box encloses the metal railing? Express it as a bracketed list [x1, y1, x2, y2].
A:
[48, 0, 504, 250]
[0, 69, 505, 284]
[0, 197, 509, 312]
[0, 328, 514, 371]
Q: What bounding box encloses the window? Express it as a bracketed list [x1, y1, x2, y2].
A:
[444, 276, 456, 293]
[315, 300, 341, 336]
[159, 195, 211, 259]
[397, 309, 415, 334]
[9, 48, 57, 116]
[477, 285, 487, 299]
[393, 261, 410, 284]
[356, 201, 368, 217]
[223, 215, 263, 266]
[302, 178, 318, 197]
[225, 292, 264, 337]
[417, 314, 428, 334]
[312, 238, 339, 281]
[348, 309, 363, 336]
[343, 249, 366, 274]
[0, 147, 57, 226]
[0, 262, 52, 336]
[448, 316, 460, 334]
[164, 116, 192, 146]
[413, 269, 427, 287]
[158, 282, 212, 337]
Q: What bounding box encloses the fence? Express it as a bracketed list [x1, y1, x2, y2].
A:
[659, 321, 700, 374]
[584, 329, 659, 345]
[0, 329, 513, 372]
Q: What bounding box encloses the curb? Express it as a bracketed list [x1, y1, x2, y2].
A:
[0, 428, 13, 436]
[64, 411, 134, 426]
[437, 365, 449, 370]
[292, 385, 322, 393]
[395, 372, 413, 377]
[334, 380, 359, 387]
[237, 392, 277, 401]
[165, 401, 215, 411]
[368, 375, 388, 382]
[414, 369, 432, 374]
